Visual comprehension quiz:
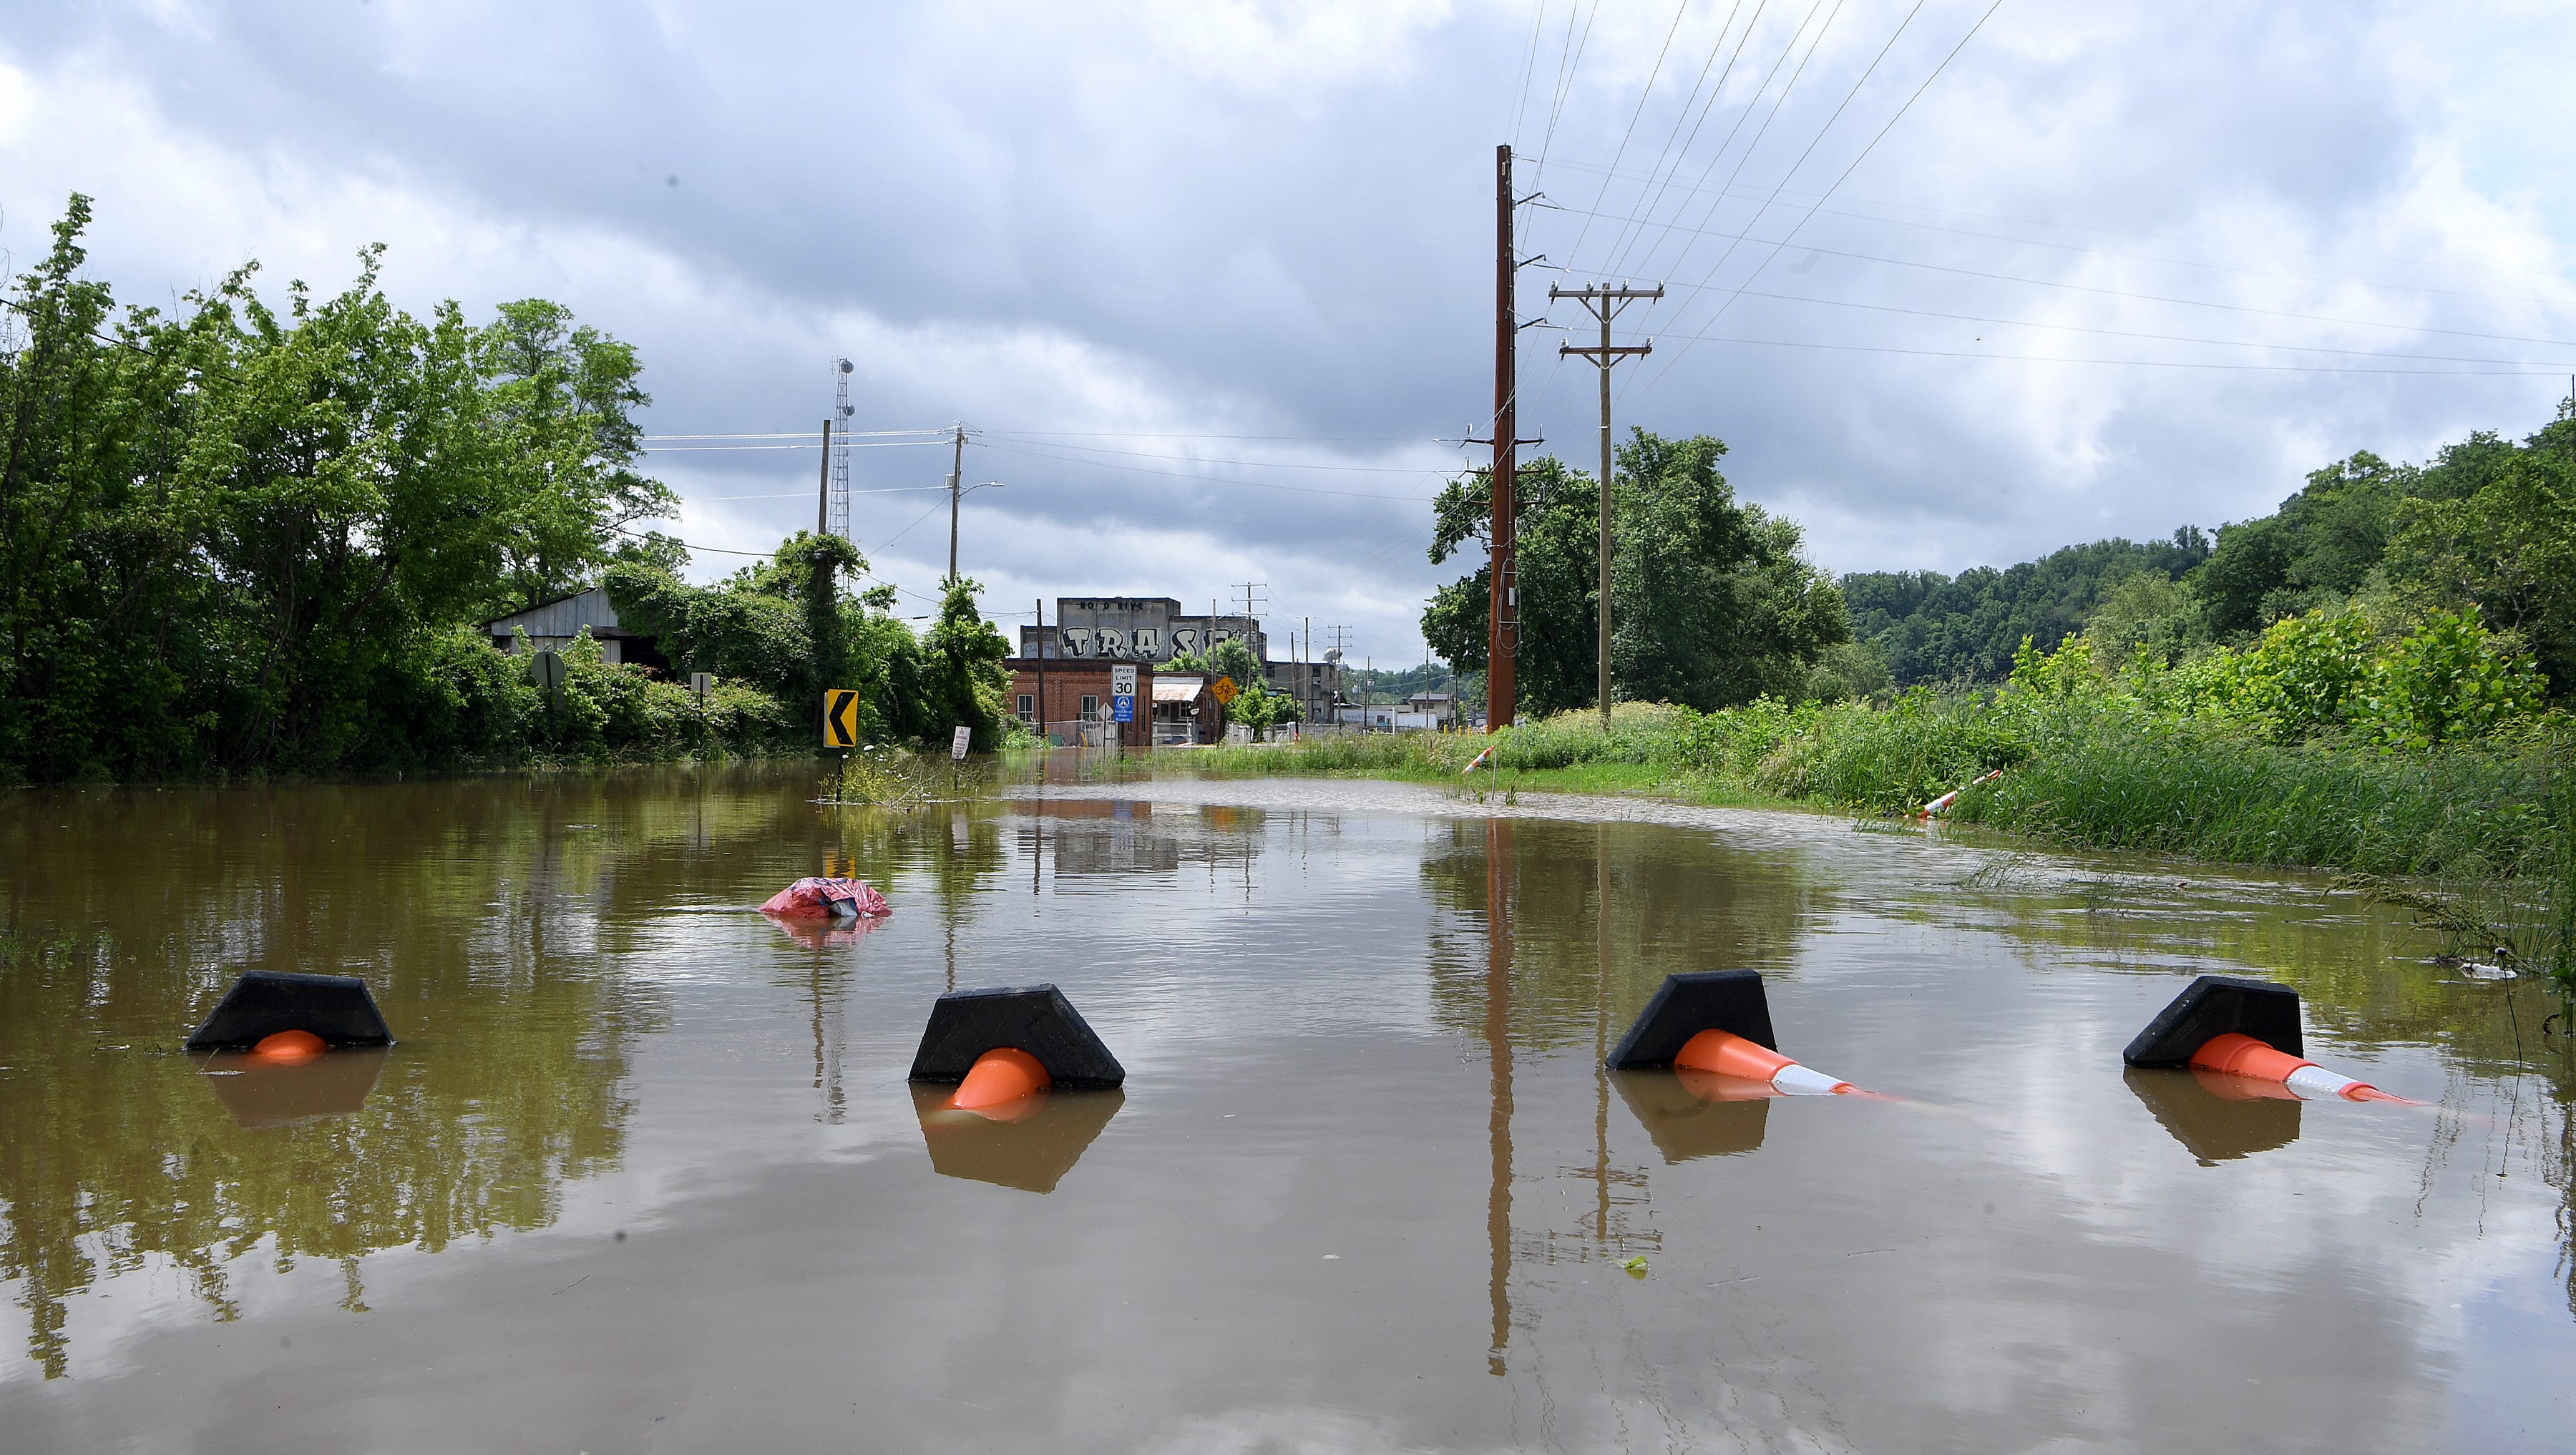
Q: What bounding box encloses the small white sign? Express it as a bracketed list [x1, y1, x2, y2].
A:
[689, 672, 714, 700]
[952, 725, 972, 760]
[1110, 664, 1137, 697]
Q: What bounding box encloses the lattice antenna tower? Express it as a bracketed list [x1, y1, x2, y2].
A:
[827, 358, 856, 541]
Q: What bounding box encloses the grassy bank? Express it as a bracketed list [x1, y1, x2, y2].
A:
[1200, 696, 2576, 999]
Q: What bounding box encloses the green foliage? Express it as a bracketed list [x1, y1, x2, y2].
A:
[0, 195, 706, 778]
[1423, 431, 1849, 713]
[921, 577, 1013, 750]
[1842, 531, 2213, 687]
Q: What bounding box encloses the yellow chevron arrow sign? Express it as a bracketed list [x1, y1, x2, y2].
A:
[824, 689, 862, 748]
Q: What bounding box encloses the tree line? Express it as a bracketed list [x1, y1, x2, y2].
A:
[0, 196, 1011, 781]
[1846, 413, 2576, 695]
[1427, 408, 2575, 710]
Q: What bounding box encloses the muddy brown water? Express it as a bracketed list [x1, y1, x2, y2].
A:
[1, 758, 2571, 1452]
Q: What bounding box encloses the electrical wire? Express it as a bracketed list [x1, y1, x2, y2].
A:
[977, 434, 1455, 474]
[976, 441, 1441, 502]
[1641, 326, 2570, 376]
[1546, 163, 2576, 310]
[1543, 157, 2576, 289]
[1580, 278, 2576, 368]
[1621, 0, 1842, 288]
[1535, 0, 1603, 182]
[1548, 200, 2576, 351]
[1599, 0, 1767, 280]
[1634, 0, 2014, 402]
[1561, 0, 1697, 270]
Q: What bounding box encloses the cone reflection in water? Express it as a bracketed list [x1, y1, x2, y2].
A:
[911, 1084, 1124, 1193]
[1609, 1069, 1770, 1162]
[2122, 1066, 2301, 1164]
[197, 1046, 390, 1129]
[952, 1047, 1051, 1113]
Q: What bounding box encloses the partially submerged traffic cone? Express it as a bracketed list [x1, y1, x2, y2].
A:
[1604, 971, 1867, 1097]
[2123, 974, 2411, 1103]
[909, 984, 1124, 1117]
[184, 970, 394, 1054]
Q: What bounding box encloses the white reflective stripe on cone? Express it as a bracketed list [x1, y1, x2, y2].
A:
[2285, 1064, 2368, 1100]
[1770, 1062, 1852, 1097]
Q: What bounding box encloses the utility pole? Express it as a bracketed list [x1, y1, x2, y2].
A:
[1034, 597, 1047, 746]
[945, 423, 966, 583]
[1491, 144, 1520, 732]
[1551, 280, 1662, 724]
[814, 418, 833, 536]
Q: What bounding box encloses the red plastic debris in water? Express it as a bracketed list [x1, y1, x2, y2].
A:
[251, 1029, 325, 1064]
[952, 1047, 1050, 1113]
[759, 877, 891, 921]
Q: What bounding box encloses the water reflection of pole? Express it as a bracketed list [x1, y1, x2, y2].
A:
[1594, 822, 1611, 1247]
[1485, 815, 1516, 1376]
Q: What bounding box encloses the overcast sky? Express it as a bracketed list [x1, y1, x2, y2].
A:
[7, 1, 2575, 662]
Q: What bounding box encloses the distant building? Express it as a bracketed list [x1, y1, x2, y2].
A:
[1002, 658, 1226, 747]
[1018, 595, 1341, 726]
[480, 587, 665, 669]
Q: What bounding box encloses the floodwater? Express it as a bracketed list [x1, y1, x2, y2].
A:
[2, 758, 2571, 1454]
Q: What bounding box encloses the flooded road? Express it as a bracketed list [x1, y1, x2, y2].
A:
[2, 758, 2571, 1452]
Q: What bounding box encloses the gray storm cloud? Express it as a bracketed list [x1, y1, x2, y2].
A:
[4, 0, 2571, 657]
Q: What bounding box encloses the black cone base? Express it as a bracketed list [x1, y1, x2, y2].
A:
[908, 984, 1125, 1089]
[1604, 970, 1779, 1070]
[184, 970, 394, 1052]
[2122, 974, 2303, 1067]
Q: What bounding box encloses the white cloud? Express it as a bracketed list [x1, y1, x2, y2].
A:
[4, 0, 2575, 657]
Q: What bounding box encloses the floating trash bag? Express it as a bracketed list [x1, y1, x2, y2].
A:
[760, 876, 892, 921]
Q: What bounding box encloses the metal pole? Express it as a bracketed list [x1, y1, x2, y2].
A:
[1491, 143, 1518, 731]
[1035, 596, 1046, 748]
[1598, 300, 1613, 726]
[945, 423, 965, 583]
[816, 418, 832, 536]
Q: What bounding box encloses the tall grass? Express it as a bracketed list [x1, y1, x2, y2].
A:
[1210, 700, 2567, 876]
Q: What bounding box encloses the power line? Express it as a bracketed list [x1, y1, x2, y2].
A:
[1603, 280, 2576, 368]
[1558, 167, 2576, 309]
[1619, 0, 1842, 287]
[975, 440, 1442, 501]
[1552, 207, 2576, 351]
[1634, 0, 2008, 403]
[1560, 0, 1696, 270]
[1542, 157, 2576, 290]
[1599, 0, 1767, 280]
[1633, 327, 2573, 376]
[977, 433, 1456, 474]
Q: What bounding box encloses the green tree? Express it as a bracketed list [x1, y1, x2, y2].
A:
[921, 577, 1013, 750]
[1423, 431, 1848, 714]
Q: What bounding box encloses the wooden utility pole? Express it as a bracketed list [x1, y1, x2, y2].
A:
[815, 418, 834, 535]
[1034, 596, 1047, 745]
[945, 423, 966, 582]
[1489, 144, 1520, 731]
[1551, 281, 1662, 723]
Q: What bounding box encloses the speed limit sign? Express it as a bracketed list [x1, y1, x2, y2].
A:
[1110, 663, 1138, 725]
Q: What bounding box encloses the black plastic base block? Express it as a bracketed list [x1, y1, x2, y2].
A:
[1604, 970, 1779, 1070]
[183, 970, 394, 1052]
[2121, 974, 2303, 1067]
[908, 984, 1126, 1089]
